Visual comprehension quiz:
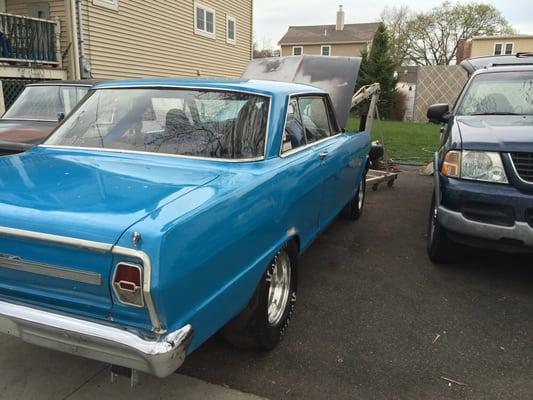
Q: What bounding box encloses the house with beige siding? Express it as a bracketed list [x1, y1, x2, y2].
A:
[278, 6, 378, 58]
[0, 0, 252, 112]
[457, 35, 533, 63]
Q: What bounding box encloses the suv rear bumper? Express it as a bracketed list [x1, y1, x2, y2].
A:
[438, 206, 533, 248]
[0, 299, 192, 378]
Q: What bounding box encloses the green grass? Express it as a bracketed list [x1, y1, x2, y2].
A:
[346, 117, 441, 164]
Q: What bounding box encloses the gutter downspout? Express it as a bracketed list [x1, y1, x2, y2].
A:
[69, 0, 81, 79]
[75, 0, 91, 78]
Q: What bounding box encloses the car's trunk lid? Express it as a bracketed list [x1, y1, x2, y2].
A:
[0, 146, 219, 322]
[0, 119, 56, 144]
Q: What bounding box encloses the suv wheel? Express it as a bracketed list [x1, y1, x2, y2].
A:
[427, 193, 455, 263]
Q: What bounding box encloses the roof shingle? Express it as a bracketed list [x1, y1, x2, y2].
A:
[278, 23, 379, 45]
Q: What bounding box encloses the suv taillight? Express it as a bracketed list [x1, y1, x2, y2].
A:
[113, 263, 144, 307]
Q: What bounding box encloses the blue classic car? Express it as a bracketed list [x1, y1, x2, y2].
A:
[0, 56, 370, 378]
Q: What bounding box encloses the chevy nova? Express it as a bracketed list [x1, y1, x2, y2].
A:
[0, 57, 370, 378]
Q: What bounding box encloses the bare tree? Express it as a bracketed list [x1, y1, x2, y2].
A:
[252, 36, 279, 59]
[383, 1, 516, 66]
[381, 5, 413, 66]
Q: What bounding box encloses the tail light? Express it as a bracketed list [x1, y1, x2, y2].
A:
[112, 263, 144, 307]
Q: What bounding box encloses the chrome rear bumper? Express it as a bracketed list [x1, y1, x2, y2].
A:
[0, 299, 192, 378]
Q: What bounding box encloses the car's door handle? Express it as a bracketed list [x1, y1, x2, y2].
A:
[319, 151, 329, 160]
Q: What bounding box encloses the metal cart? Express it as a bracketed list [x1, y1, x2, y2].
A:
[351, 83, 399, 191]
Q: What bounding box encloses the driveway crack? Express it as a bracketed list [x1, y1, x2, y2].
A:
[61, 365, 108, 400]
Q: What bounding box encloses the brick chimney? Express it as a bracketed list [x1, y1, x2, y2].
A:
[456, 39, 473, 63]
[336, 5, 345, 31]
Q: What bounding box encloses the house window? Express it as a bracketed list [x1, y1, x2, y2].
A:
[505, 43, 514, 55]
[292, 46, 303, 56]
[321, 45, 331, 56]
[93, 0, 118, 10]
[194, 2, 216, 39]
[226, 15, 236, 44]
[494, 43, 503, 56]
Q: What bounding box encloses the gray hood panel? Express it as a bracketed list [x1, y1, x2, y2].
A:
[242, 56, 361, 130]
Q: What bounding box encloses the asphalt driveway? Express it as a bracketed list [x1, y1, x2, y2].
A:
[181, 167, 533, 400]
[1, 167, 531, 399]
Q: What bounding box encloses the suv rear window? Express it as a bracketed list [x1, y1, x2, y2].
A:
[3, 85, 89, 121]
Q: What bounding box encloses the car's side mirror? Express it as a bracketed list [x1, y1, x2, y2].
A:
[427, 104, 450, 124]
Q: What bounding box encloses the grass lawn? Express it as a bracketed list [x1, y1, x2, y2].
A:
[346, 117, 441, 164]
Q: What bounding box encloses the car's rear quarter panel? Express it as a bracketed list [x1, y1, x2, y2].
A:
[108, 88, 370, 349]
[114, 137, 369, 350]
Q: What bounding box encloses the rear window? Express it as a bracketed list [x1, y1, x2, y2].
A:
[3, 85, 89, 121]
[457, 71, 533, 116]
[45, 88, 270, 160]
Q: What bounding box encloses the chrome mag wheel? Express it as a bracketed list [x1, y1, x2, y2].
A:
[267, 251, 291, 326]
[357, 179, 365, 210]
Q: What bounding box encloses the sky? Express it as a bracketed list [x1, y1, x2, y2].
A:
[254, 0, 533, 49]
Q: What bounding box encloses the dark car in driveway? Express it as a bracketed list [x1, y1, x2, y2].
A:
[426, 54, 533, 262]
[0, 80, 98, 155]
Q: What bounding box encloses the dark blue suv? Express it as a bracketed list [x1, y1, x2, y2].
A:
[426, 54, 533, 262]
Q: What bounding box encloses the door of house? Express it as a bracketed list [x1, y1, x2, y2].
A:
[0, 0, 5, 13]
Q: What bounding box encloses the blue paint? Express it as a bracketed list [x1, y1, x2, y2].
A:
[0, 78, 371, 355]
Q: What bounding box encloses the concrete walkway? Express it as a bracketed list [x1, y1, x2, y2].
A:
[0, 335, 266, 400]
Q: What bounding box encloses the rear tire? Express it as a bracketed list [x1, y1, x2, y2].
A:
[427, 193, 455, 263]
[221, 241, 298, 351]
[341, 172, 367, 221]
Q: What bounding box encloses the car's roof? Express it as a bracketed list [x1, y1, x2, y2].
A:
[27, 79, 103, 87]
[472, 64, 533, 77]
[461, 54, 533, 75]
[93, 78, 325, 96]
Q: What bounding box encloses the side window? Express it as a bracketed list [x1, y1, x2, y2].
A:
[298, 96, 333, 143]
[282, 98, 306, 153]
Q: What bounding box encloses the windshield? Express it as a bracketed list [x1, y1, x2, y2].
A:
[3, 85, 89, 121]
[457, 71, 533, 116]
[45, 88, 269, 160]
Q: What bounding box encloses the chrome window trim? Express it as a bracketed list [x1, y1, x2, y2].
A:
[111, 261, 145, 308]
[505, 152, 533, 186]
[0, 253, 102, 286]
[39, 145, 265, 163]
[1, 118, 57, 122]
[43, 85, 272, 163]
[279, 92, 343, 159]
[0, 225, 163, 334]
[25, 84, 93, 88]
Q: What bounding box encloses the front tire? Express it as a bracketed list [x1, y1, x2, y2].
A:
[222, 241, 298, 350]
[341, 172, 367, 221]
[427, 193, 455, 263]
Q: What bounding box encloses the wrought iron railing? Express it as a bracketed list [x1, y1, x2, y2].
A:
[0, 12, 60, 65]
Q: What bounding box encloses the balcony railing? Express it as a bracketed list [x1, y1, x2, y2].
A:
[0, 12, 61, 65]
